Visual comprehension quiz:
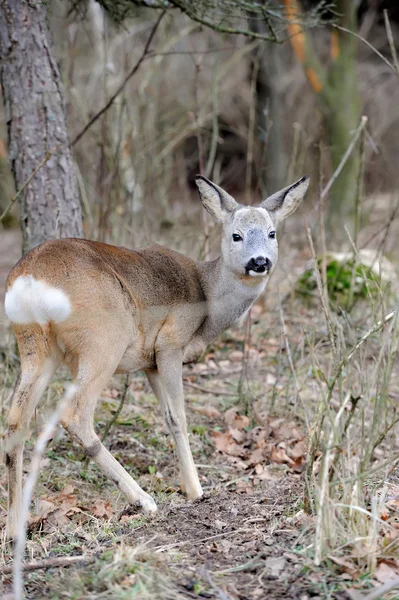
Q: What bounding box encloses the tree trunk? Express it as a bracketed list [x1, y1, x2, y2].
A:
[0, 0, 83, 254]
[250, 6, 286, 196]
[255, 40, 286, 195]
[324, 0, 360, 238]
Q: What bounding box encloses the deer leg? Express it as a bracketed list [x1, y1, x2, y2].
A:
[146, 351, 203, 500]
[6, 326, 60, 541]
[61, 356, 157, 513]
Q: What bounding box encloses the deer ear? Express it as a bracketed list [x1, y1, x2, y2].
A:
[261, 176, 310, 225]
[195, 176, 239, 222]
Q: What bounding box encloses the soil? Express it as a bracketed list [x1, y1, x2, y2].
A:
[0, 224, 398, 600]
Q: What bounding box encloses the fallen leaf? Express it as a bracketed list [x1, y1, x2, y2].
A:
[329, 556, 361, 579]
[236, 479, 253, 494]
[230, 427, 246, 443]
[265, 557, 286, 577]
[247, 447, 267, 467]
[271, 446, 296, 467]
[224, 408, 250, 430]
[289, 440, 307, 460]
[230, 350, 244, 362]
[93, 501, 114, 519]
[212, 431, 246, 457]
[375, 561, 399, 583]
[192, 405, 222, 419]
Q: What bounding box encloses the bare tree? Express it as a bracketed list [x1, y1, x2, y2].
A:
[0, 0, 83, 254]
[284, 0, 360, 237]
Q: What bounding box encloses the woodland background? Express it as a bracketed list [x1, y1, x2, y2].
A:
[1, 1, 399, 599]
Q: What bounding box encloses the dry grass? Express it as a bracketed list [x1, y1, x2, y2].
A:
[0, 2, 399, 598]
[0, 220, 398, 598]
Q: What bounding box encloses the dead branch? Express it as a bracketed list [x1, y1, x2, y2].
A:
[1, 555, 95, 576]
[72, 11, 166, 146]
[183, 381, 238, 397]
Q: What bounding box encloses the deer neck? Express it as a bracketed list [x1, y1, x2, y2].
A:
[197, 256, 267, 342]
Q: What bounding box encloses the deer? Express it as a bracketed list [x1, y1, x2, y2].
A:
[4, 174, 309, 540]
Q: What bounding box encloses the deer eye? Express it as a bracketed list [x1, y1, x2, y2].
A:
[269, 230, 276, 239]
[232, 233, 243, 242]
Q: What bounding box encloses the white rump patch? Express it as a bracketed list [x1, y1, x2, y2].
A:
[5, 276, 71, 325]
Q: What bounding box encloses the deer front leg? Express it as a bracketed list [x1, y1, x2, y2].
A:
[146, 351, 203, 500]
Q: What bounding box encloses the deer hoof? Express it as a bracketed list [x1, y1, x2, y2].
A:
[136, 494, 157, 513]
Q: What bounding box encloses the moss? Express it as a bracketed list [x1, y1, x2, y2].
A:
[297, 257, 380, 310]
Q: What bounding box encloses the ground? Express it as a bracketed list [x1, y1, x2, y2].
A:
[0, 221, 399, 600]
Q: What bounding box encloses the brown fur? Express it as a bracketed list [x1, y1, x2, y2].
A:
[5, 175, 309, 541]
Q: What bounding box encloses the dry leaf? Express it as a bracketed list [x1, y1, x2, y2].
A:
[289, 440, 307, 460]
[247, 448, 266, 467]
[230, 350, 244, 362]
[212, 431, 246, 457]
[271, 446, 296, 467]
[236, 479, 253, 494]
[93, 501, 114, 519]
[265, 557, 286, 577]
[375, 561, 399, 583]
[224, 408, 250, 430]
[192, 405, 222, 419]
[329, 556, 361, 579]
[230, 427, 246, 443]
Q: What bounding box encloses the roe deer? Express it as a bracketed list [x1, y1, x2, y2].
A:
[4, 175, 309, 540]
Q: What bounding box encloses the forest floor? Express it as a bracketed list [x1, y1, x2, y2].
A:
[0, 220, 399, 600]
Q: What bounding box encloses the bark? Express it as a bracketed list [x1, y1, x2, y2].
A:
[324, 0, 360, 235]
[255, 40, 286, 195]
[0, 0, 83, 254]
[284, 0, 360, 244]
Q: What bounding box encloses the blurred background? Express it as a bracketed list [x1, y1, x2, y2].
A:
[1, 0, 399, 258]
[1, 6, 399, 594]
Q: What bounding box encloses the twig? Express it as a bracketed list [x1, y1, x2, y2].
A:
[319, 116, 368, 203]
[349, 577, 399, 600]
[347, 117, 367, 310]
[183, 381, 238, 397]
[332, 24, 396, 75]
[0, 145, 59, 223]
[1, 555, 95, 576]
[278, 294, 303, 413]
[154, 528, 252, 552]
[383, 10, 399, 79]
[305, 226, 337, 362]
[72, 12, 165, 146]
[306, 310, 396, 509]
[101, 374, 130, 443]
[13, 385, 77, 600]
[199, 566, 234, 600]
[314, 392, 351, 566]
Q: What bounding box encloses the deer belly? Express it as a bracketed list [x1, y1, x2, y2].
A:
[116, 342, 156, 373]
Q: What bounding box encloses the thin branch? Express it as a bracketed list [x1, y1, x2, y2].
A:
[348, 577, 399, 600]
[0, 145, 59, 223]
[1, 555, 95, 576]
[183, 381, 238, 397]
[13, 385, 77, 600]
[383, 9, 399, 80]
[169, 0, 280, 42]
[101, 374, 130, 443]
[320, 116, 368, 201]
[332, 23, 397, 75]
[72, 11, 166, 146]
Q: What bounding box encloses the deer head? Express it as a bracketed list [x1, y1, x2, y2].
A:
[195, 175, 310, 279]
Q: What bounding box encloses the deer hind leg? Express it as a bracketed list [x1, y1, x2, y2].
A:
[6, 324, 61, 541]
[61, 349, 157, 513]
[146, 350, 203, 500]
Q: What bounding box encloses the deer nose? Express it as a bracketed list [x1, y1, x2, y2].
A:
[246, 256, 271, 274]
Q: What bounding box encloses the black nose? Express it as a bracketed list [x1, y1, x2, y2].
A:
[246, 256, 271, 274]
